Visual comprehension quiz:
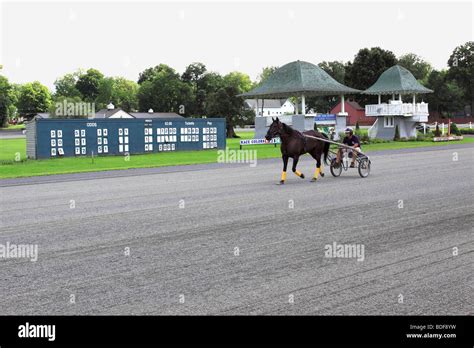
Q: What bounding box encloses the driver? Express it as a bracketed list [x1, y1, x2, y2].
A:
[336, 127, 361, 168]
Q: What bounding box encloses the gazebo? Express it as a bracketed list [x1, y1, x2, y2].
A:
[363, 65, 433, 139]
[239, 60, 360, 138]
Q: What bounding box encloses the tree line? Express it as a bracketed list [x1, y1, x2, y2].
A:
[0, 41, 472, 137]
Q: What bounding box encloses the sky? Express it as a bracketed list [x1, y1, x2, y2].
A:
[1, 0, 472, 90]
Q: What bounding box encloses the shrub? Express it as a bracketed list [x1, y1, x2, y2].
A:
[450, 122, 462, 136]
[460, 128, 474, 135]
[393, 125, 400, 141]
[370, 138, 391, 144]
[417, 133, 433, 141]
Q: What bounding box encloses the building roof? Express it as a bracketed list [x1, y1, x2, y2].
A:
[347, 100, 364, 110]
[130, 112, 184, 119]
[238, 60, 360, 98]
[94, 108, 125, 118]
[363, 65, 433, 95]
[244, 99, 290, 109]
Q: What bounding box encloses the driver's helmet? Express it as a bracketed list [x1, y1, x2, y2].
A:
[344, 127, 353, 135]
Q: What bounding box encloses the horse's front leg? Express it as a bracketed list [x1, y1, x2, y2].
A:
[292, 155, 305, 179]
[280, 154, 289, 184]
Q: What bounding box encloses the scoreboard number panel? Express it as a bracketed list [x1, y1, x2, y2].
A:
[74, 128, 86, 156]
[49, 129, 64, 156]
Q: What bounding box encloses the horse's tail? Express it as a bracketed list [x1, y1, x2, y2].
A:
[321, 133, 330, 162]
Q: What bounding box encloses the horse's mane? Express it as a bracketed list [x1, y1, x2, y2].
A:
[282, 122, 328, 139]
[281, 122, 304, 138]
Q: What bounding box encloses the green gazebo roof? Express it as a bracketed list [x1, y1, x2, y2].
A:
[363, 65, 433, 95]
[239, 60, 360, 98]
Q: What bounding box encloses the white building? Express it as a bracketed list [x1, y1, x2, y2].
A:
[245, 99, 295, 117]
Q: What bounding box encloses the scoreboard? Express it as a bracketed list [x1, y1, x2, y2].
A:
[26, 118, 226, 159]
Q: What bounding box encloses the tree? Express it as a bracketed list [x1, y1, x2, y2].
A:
[447, 41, 474, 115]
[0, 76, 12, 126]
[96, 77, 139, 111]
[205, 71, 254, 137]
[424, 70, 464, 116]
[75, 68, 104, 101]
[397, 53, 432, 81]
[393, 124, 400, 141]
[205, 84, 249, 138]
[318, 61, 346, 83]
[138, 64, 176, 84]
[345, 47, 398, 105]
[17, 81, 52, 117]
[54, 71, 82, 98]
[223, 72, 253, 94]
[181, 62, 207, 84]
[181, 62, 208, 116]
[7, 83, 21, 122]
[137, 64, 193, 114]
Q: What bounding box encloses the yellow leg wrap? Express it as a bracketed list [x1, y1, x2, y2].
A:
[281, 171, 287, 181]
[295, 170, 302, 177]
[313, 167, 321, 178]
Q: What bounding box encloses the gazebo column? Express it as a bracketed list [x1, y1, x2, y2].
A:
[399, 94, 402, 101]
[295, 97, 299, 115]
[255, 98, 259, 117]
[301, 94, 306, 116]
[378, 94, 381, 104]
[412, 94, 416, 114]
[335, 94, 348, 141]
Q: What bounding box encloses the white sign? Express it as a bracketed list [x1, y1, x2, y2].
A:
[240, 138, 280, 145]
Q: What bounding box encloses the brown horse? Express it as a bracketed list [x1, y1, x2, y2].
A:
[265, 117, 330, 184]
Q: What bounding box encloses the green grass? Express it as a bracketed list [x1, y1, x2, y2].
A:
[1, 132, 473, 179]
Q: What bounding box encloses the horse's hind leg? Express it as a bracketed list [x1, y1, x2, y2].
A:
[311, 153, 324, 182]
[292, 155, 305, 179]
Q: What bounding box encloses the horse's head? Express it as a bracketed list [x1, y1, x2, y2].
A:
[265, 117, 283, 141]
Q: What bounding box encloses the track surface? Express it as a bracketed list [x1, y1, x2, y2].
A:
[0, 146, 473, 315]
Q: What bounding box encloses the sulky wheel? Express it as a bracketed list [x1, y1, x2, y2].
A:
[358, 158, 371, 178]
[330, 158, 342, 177]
